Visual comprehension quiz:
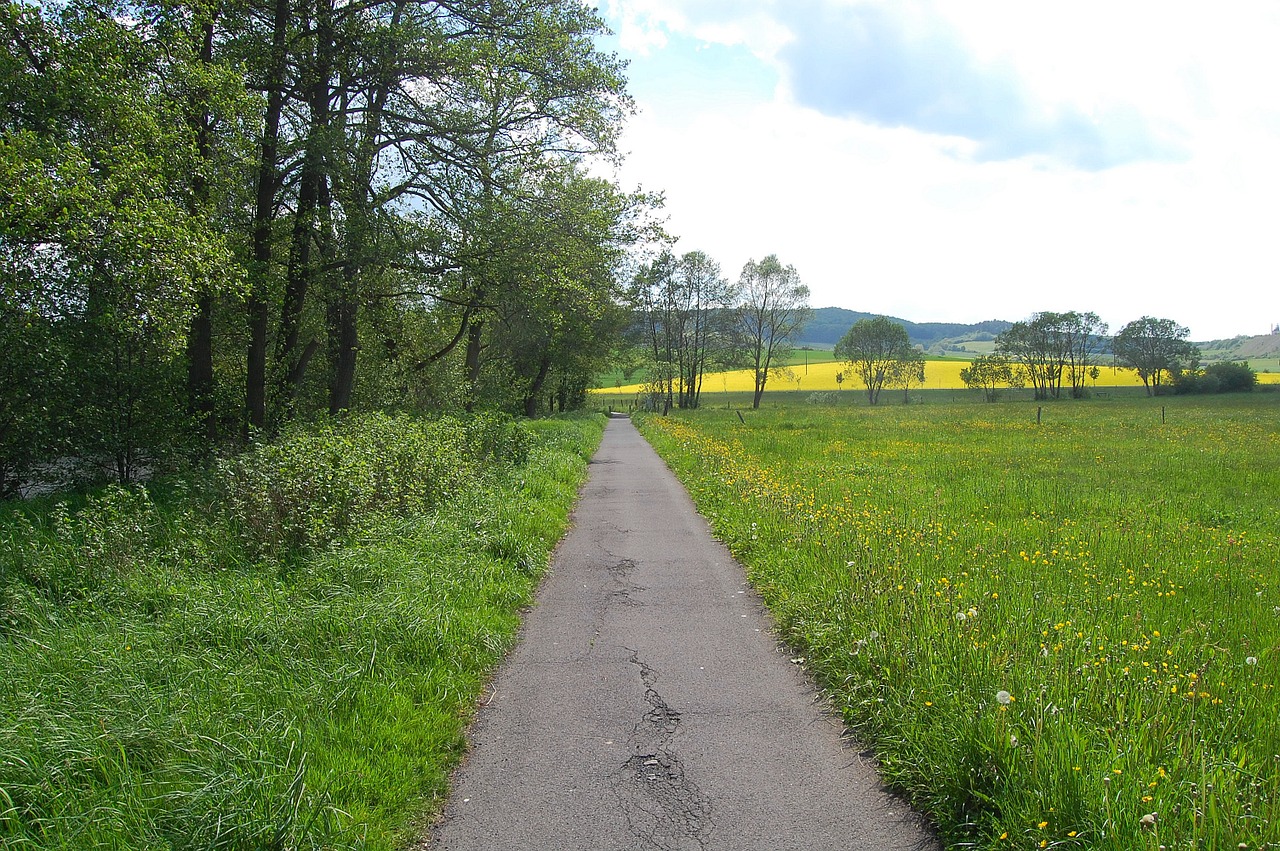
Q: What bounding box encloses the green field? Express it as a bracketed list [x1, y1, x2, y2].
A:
[0, 413, 603, 850]
[636, 395, 1280, 850]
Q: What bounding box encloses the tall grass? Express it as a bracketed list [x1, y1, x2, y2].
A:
[637, 395, 1279, 850]
[0, 412, 602, 850]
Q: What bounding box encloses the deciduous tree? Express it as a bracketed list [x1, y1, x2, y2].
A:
[959, 353, 1021, 402]
[735, 256, 810, 409]
[1112, 316, 1199, 396]
[834, 316, 914, 405]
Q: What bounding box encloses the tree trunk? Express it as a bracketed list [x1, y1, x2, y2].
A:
[523, 355, 551, 418]
[463, 318, 484, 412]
[326, 273, 359, 414]
[275, 33, 333, 423]
[185, 17, 217, 442]
[186, 292, 216, 440]
[246, 0, 291, 435]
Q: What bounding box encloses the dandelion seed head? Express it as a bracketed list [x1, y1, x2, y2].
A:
[996, 690, 1012, 705]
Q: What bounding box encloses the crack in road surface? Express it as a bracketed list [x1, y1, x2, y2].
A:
[612, 652, 713, 850]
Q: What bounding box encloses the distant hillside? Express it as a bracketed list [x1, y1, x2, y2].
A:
[799, 307, 1012, 349]
[798, 309, 1280, 367]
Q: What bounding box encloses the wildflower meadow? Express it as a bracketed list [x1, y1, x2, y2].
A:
[637, 394, 1280, 850]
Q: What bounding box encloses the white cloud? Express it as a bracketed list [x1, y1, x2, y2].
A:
[601, 0, 1280, 339]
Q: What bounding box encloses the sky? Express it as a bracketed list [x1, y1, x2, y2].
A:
[594, 0, 1280, 341]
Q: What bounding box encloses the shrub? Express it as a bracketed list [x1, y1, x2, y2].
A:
[806, 391, 839, 405]
[218, 412, 531, 557]
[1172, 361, 1257, 394]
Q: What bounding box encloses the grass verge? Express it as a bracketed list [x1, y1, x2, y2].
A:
[636, 396, 1279, 850]
[0, 412, 603, 850]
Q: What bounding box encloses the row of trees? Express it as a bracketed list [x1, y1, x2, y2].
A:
[831, 312, 1230, 406]
[1, 0, 652, 494]
[629, 252, 811, 410]
[962, 314, 1215, 401]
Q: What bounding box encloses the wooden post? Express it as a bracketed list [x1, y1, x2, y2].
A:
[1162, 406, 1166, 424]
[1036, 406, 1042, 425]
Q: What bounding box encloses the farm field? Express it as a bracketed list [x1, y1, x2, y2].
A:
[598, 359, 1280, 403]
[636, 395, 1280, 850]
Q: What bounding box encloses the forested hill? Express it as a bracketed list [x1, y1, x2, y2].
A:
[800, 307, 1012, 348]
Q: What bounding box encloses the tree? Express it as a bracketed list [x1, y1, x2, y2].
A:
[1112, 317, 1200, 396]
[1, 0, 243, 480]
[960, 353, 1021, 402]
[834, 316, 915, 405]
[631, 249, 735, 411]
[890, 346, 926, 404]
[735, 256, 810, 409]
[1059, 311, 1108, 398]
[996, 311, 1106, 400]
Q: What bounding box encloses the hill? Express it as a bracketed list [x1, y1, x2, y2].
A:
[802, 310, 1278, 366]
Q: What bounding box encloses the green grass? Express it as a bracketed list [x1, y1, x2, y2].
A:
[0, 413, 603, 850]
[636, 395, 1280, 850]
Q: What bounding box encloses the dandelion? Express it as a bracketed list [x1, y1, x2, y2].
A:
[968, 606, 978, 618]
[1010, 734, 1019, 747]
[1246, 656, 1258, 666]
[956, 611, 967, 621]
[996, 690, 1013, 705]
[1140, 812, 1157, 829]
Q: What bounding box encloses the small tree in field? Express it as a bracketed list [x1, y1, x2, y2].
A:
[835, 316, 913, 405]
[735, 256, 811, 409]
[960, 353, 1021, 402]
[1112, 317, 1200, 396]
[891, 347, 926, 403]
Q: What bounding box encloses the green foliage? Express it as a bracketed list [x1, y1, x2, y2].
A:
[959, 352, 1020, 402]
[1112, 316, 1200, 396]
[219, 413, 531, 557]
[1173, 361, 1258, 395]
[0, 412, 604, 849]
[736, 255, 811, 409]
[639, 397, 1280, 850]
[834, 316, 915, 405]
[997, 311, 1108, 400]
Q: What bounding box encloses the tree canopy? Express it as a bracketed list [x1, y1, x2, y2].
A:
[1112, 317, 1200, 396]
[0, 0, 652, 493]
[834, 316, 916, 405]
[735, 255, 811, 409]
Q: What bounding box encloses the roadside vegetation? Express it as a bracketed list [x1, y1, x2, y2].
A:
[0, 412, 603, 850]
[636, 397, 1279, 850]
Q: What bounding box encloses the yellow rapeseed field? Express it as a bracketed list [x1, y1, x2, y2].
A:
[602, 360, 1280, 395]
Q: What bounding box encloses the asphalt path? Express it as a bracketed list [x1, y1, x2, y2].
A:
[424, 415, 939, 850]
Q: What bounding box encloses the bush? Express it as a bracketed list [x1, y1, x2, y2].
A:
[806, 391, 839, 405]
[1172, 361, 1257, 394]
[218, 412, 531, 557]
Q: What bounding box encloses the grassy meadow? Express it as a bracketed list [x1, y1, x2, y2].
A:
[0, 413, 603, 850]
[636, 395, 1280, 850]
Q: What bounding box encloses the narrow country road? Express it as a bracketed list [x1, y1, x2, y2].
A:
[424, 416, 939, 851]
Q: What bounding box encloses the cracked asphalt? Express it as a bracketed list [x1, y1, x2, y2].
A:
[424, 416, 939, 850]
